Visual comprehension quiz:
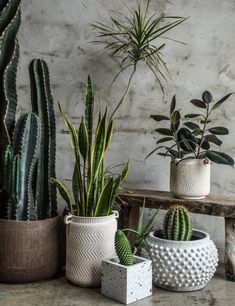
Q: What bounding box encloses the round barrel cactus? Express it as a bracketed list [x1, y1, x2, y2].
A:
[163, 206, 192, 241]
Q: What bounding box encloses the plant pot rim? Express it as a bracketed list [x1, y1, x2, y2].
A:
[149, 229, 210, 245]
[171, 158, 211, 165]
[0, 213, 60, 225]
[64, 211, 119, 224]
[103, 255, 151, 269]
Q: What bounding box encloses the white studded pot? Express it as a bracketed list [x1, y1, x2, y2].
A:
[170, 158, 211, 199]
[147, 229, 218, 292]
[64, 211, 118, 287]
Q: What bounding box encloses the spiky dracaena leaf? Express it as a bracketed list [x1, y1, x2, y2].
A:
[29, 59, 57, 219]
[115, 230, 134, 266]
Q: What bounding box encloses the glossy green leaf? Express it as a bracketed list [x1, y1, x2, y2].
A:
[206, 151, 234, 166]
[201, 141, 210, 150]
[184, 114, 202, 119]
[155, 128, 173, 136]
[157, 137, 173, 144]
[204, 134, 222, 146]
[191, 99, 206, 108]
[170, 95, 176, 114]
[212, 93, 233, 110]
[202, 91, 213, 103]
[208, 127, 229, 135]
[184, 122, 200, 130]
[150, 115, 169, 121]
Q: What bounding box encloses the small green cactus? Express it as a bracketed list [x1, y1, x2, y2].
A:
[163, 206, 192, 241]
[115, 230, 134, 266]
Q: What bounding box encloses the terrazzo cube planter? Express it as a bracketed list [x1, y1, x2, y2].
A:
[101, 256, 152, 304]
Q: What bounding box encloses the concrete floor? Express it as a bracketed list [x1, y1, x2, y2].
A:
[0, 271, 233, 306]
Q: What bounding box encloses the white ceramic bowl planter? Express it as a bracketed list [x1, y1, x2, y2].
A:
[102, 256, 152, 304]
[170, 158, 211, 199]
[64, 211, 118, 287]
[147, 229, 218, 292]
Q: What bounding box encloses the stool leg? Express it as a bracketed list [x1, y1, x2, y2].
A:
[225, 218, 235, 281]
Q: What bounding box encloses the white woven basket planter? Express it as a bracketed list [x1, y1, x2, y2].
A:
[170, 158, 211, 199]
[101, 256, 152, 304]
[147, 229, 218, 292]
[64, 212, 118, 287]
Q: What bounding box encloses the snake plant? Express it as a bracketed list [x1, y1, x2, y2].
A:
[91, 0, 186, 118]
[51, 76, 129, 217]
[0, 1, 57, 220]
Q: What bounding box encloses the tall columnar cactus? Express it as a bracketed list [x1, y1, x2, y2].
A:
[0, 0, 21, 190]
[29, 59, 57, 219]
[163, 206, 192, 241]
[115, 230, 134, 266]
[4, 113, 41, 220]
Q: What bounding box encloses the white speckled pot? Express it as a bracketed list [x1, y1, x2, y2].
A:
[170, 158, 211, 199]
[101, 256, 152, 305]
[64, 212, 118, 287]
[147, 229, 218, 292]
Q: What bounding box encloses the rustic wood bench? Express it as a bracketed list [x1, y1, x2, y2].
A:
[119, 189, 235, 281]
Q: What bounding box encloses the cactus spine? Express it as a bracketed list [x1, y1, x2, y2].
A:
[115, 230, 134, 266]
[0, 1, 57, 220]
[163, 206, 192, 241]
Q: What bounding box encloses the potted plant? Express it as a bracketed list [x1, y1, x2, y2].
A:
[0, 1, 61, 283]
[147, 206, 218, 291]
[51, 76, 129, 287]
[148, 91, 234, 199]
[91, 0, 186, 119]
[102, 230, 152, 304]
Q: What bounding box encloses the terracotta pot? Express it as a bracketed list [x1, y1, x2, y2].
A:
[64, 211, 118, 287]
[170, 158, 211, 199]
[0, 214, 64, 283]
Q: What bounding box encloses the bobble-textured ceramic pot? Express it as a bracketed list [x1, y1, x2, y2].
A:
[147, 229, 218, 292]
[170, 158, 211, 199]
[64, 211, 118, 287]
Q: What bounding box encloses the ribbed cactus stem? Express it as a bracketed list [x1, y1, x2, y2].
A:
[163, 206, 192, 241]
[115, 230, 134, 266]
[30, 59, 57, 219]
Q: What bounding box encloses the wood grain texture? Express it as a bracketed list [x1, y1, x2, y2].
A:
[119, 189, 235, 218]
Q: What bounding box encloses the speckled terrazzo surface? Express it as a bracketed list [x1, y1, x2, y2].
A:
[0, 272, 233, 306]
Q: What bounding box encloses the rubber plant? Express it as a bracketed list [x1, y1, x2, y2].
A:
[91, 0, 187, 118]
[148, 91, 234, 166]
[51, 76, 129, 217]
[0, 0, 57, 220]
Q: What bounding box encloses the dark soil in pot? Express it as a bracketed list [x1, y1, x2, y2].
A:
[0, 214, 65, 283]
[153, 230, 205, 241]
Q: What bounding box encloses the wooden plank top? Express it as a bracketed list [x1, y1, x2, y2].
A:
[119, 189, 235, 218]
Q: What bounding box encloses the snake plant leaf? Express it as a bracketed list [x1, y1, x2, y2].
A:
[208, 127, 229, 135]
[78, 117, 88, 162]
[94, 177, 114, 217]
[120, 160, 129, 183]
[50, 178, 74, 214]
[105, 119, 113, 151]
[150, 115, 169, 122]
[85, 75, 94, 145]
[204, 134, 222, 146]
[202, 91, 213, 103]
[212, 93, 233, 110]
[206, 150, 234, 166]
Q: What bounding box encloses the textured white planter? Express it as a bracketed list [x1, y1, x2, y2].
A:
[147, 229, 218, 292]
[101, 256, 152, 304]
[64, 212, 118, 287]
[170, 158, 211, 199]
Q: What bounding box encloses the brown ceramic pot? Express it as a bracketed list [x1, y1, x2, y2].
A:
[0, 214, 65, 283]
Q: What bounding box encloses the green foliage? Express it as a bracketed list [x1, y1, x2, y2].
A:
[163, 206, 192, 241]
[51, 76, 129, 217]
[91, 0, 186, 118]
[148, 91, 234, 165]
[115, 230, 134, 266]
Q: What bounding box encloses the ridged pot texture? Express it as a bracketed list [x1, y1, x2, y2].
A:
[65, 212, 118, 287]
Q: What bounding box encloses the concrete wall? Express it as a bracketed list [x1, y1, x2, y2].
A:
[18, 0, 235, 261]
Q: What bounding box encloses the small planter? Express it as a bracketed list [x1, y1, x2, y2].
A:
[147, 229, 218, 292]
[0, 214, 63, 283]
[64, 211, 118, 287]
[101, 256, 152, 304]
[170, 158, 211, 199]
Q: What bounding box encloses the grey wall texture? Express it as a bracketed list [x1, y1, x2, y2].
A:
[18, 0, 235, 261]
